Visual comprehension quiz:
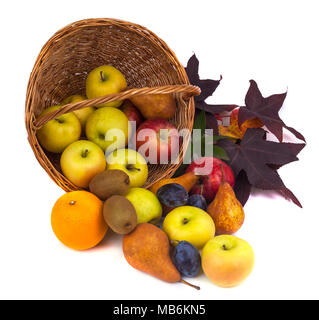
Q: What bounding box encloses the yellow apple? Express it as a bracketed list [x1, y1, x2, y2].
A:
[85, 107, 131, 152]
[36, 105, 81, 153]
[62, 95, 95, 130]
[125, 188, 162, 224]
[106, 148, 148, 187]
[60, 140, 106, 188]
[163, 206, 215, 249]
[86, 65, 127, 108]
[202, 235, 255, 288]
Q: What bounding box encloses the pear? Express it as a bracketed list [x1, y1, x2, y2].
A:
[150, 172, 199, 195]
[207, 165, 244, 234]
[122, 223, 200, 289]
[129, 94, 176, 120]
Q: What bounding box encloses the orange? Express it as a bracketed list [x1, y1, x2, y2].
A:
[51, 191, 107, 250]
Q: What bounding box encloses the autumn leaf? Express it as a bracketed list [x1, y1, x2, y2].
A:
[238, 80, 306, 142]
[185, 54, 221, 103]
[184, 55, 306, 208]
[185, 54, 234, 134]
[233, 170, 252, 207]
[217, 128, 305, 207]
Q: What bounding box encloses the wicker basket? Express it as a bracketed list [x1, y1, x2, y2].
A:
[25, 18, 200, 192]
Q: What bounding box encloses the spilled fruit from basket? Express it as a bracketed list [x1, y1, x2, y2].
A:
[39, 61, 259, 290]
[123, 223, 200, 289]
[86, 65, 127, 108]
[202, 235, 254, 288]
[123, 223, 179, 282]
[62, 94, 95, 130]
[186, 157, 235, 202]
[106, 148, 148, 188]
[207, 165, 245, 234]
[85, 106, 131, 152]
[103, 195, 137, 234]
[157, 183, 189, 208]
[125, 187, 162, 224]
[36, 105, 81, 153]
[163, 206, 215, 249]
[172, 240, 201, 278]
[51, 191, 107, 250]
[136, 118, 179, 164]
[60, 140, 106, 188]
[187, 194, 207, 211]
[129, 93, 176, 120]
[89, 169, 130, 200]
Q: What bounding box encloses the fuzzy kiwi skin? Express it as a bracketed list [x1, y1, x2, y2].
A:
[89, 169, 130, 200]
[103, 195, 137, 234]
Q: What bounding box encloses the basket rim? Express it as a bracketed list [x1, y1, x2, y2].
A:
[25, 18, 196, 192]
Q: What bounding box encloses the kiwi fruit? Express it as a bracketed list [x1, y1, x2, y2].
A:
[89, 169, 130, 200]
[103, 195, 137, 234]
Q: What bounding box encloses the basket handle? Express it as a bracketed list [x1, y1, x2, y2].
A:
[33, 84, 200, 130]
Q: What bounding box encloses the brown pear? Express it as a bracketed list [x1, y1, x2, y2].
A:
[207, 179, 245, 235]
[123, 223, 180, 283]
[150, 172, 199, 195]
[129, 94, 176, 120]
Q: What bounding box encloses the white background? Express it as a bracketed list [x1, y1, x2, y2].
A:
[0, 0, 318, 300]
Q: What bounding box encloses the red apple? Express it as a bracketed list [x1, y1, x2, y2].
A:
[136, 118, 179, 164]
[186, 157, 235, 202]
[121, 100, 144, 129]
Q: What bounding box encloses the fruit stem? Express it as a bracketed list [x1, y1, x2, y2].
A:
[126, 164, 140, 172]
[81, 149, 89, 158]
[55, 118, 64, 124]
[69, 201, 76, 205]
[220, 164, 225, 183]
[199, 182, 204, 196]
[180, 279, 200, 290]
[100, 71, 106, 82]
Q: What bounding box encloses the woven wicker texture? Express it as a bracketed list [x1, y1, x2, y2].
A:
[25, 18, 200, 192]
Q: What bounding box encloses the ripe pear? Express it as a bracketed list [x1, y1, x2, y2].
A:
[129, 94, 176, 120]
[150, 172, 199, 195]
[122, 223, 200, 289]
[207, 166, 245, 235]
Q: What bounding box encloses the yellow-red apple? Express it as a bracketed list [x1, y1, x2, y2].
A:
[202, 235, 254, 287]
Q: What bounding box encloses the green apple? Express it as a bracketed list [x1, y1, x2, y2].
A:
[60, 140, 106, 188]
[163, 206, 215, 249]
[106, 148, 148, 187]
[85, 107, 131, 152]
[62, 95, 95, 130]
[86, 65, 127, 108]
[125, 187, 162, 224]
[202, 235, 254, 288]
[36, 105, 81, 153]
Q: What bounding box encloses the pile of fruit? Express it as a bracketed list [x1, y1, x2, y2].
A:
[37, 64, 257, 289]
